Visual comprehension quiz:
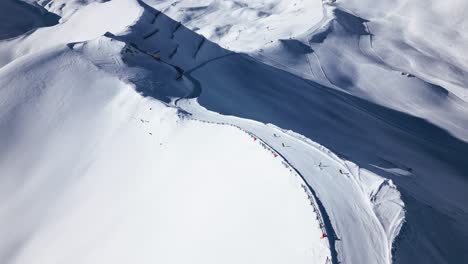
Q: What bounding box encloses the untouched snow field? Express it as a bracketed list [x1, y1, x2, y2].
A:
[0, 0, 466, 263]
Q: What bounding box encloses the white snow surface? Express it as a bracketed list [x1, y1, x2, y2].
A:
[134, 2, 468, 261]
[1, 0, 467, 263]
[144, 0, 324, 52]
[0, 45, 329, 264]
[0, 0, 141, 67]
[177, 99, 405, 264]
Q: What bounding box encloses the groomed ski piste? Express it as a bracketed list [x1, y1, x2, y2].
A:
[175, 100, 405, 264]
[0, 0, 467, 263]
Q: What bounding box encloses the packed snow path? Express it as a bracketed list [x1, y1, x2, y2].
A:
[179, 114, 338, 264]
[177, 99, 403, 264]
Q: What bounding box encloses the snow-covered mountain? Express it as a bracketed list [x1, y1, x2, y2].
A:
[0, 0, 466, 263]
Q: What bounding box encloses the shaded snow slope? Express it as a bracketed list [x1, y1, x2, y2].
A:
[0, 44, 329, 264]
[0, 0, 59, 40]
[97, 4, 406, 263]
[131, 2, 468, 262]
[0, 0, 142, 67]
[140, 0, 468, 156]
[117, 2, 465, 263]
[254, 3, 468, 143]
[190, 45, 468, 264]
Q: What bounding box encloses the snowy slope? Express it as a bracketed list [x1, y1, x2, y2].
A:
[177, 99, 405, 264]
[138, 0, 468, 262]
[335, 0, 468, 101]
[0, 42, 330, 264]
[144, 0, 323, 52]
[0, 0, 142, 67]
[0, 0, 466, 263]
[0, 0, 58, 41]
[2, 3, 404, 264]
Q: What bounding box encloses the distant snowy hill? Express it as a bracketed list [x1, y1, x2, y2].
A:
[0, 0, 466, 264]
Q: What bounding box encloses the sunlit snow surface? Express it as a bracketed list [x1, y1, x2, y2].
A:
[0, 0, 467, 263]
[0, 44, 331, 264]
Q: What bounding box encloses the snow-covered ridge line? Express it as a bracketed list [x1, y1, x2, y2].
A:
[143, 0, 324, 53]
[183, 106, 405, 256]
[177, 99, 405, 264]
[73, 1, 407, 261]
[0, 39, 332, 264]
[178, 114, 337, 264]
[100, 2, 406, 261]
[164, 33, 406, 262]
[0, 0, 144, 68]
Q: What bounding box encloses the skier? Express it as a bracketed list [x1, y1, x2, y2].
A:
[151, 54, 161, 61]
[318, 162, 328, 170]
[174, 66, 184, 80]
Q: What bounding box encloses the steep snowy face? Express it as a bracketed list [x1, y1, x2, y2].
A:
[144, 0, 324, 52]
[140, 0, 468, 143]
[131, 1, 468, 263]
[0, 38, 330, 264]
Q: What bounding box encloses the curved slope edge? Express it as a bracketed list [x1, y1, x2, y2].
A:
[0, 44, 329, 264]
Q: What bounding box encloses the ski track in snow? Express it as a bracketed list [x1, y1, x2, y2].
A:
[176, 98, 403, 264]
[177, 112, 338, 264]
